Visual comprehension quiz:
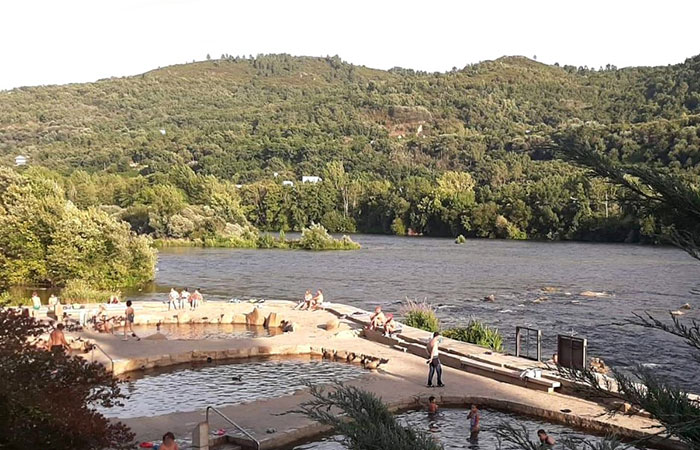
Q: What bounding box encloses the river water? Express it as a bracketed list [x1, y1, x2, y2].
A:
[129, 235, 699, 391]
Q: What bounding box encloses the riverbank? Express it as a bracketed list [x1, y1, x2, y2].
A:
[61, 300, 685, 450]
[154, 224, 360, 251]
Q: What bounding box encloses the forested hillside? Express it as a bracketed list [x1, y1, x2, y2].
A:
[1, 53, 699, 242]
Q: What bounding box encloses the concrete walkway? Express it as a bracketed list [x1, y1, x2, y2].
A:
[69, 301, 683, 450]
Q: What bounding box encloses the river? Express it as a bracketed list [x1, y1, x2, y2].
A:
[129, 235, 700, 391]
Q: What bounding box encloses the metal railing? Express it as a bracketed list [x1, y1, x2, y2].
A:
[90, 343, 115, 373]
[515, 326, 542, 362]
[205, 406, 260, 450]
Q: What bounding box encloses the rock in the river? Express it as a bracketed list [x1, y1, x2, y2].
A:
[680, 303, 692, 310]
[265, 312, 281, 328]
[580, 291, 608, 297]
[532, 296, 548, 304]
[671, 310, 685, 316]
[484, 294, 496, 302]
[246, 308, 265, 326]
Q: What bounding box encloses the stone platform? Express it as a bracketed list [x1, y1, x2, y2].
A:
[64, 300, 684, 450]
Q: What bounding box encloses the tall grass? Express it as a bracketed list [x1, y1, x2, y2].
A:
[61, 280, 120, 304]
[400, 299, 440, 332]
[443, 318, 503, 351]
[0, 291, 31, 307]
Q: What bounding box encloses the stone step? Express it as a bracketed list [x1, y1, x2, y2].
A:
[363, 328, 561, 393]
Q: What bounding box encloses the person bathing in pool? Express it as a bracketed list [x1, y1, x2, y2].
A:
[467, 404, 481, 440]
[427, 396, 439, 414]
[160, 431, 178, 450]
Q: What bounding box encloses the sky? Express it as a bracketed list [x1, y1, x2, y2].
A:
[2, 0, 699, 90]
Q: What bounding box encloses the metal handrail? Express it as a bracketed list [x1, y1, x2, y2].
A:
[205, 406, 260, 450]
[90, 343, 115, 372]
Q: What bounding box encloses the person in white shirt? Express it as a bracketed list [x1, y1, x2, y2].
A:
[426, 331, 444, 387]
[311, 289, 324, 310]
[168, 288, 179, 310]
[179, 288, 190, 310]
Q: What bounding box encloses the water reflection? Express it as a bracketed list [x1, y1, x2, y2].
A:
[98, 356, 366, 419]
[293, 408, 629, 449]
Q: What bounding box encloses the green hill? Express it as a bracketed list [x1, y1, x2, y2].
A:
[2, 54, 699, 177]
[0, 53, 699, 242]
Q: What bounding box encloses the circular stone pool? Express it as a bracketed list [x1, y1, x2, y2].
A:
[291, 408, 644, 449]
[98, 356, 366, 419]
[127, 323, 279, 340]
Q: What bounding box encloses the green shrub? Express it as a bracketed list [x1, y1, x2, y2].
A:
[0, 291, 30, 307]
[320, 211, 357, 233]
[401, 299, 440, 332]
[455, 234, 467, 244]
[256, 233, 277, 249]
[295, 223, 360, 250]
[391, 217, 407, 236]
[61, 279, 120, 304]
[443, 319, 503, 351]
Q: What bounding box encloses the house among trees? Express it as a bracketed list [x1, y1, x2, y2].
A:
[282, 180, 294, 187]
[15, 155, 28, 166]
[302, 176, 322, 183]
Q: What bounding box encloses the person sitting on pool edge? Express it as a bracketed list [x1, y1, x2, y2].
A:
[159, 431, 178, 450]
[383, 313, 397, 336]
[310, 289, 324, 310]
[295, 290, 314, 310]
[537, 429, 555, 447]
[427, 395, 438, 414]
[368, 306, 386, 330]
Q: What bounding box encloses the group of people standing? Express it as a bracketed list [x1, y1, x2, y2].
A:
[168, 288, 203, 311]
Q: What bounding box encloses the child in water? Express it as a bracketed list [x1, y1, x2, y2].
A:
[467, 404, 480, 440]
[428, 396, 439, 414]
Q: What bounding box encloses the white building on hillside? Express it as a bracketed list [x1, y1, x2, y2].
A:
[282, 180, 294, 187]
[302, 176, 322, 183]
[15, 155, 28, 166]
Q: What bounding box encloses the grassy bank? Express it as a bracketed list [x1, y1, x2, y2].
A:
[155, 224, 360, 251]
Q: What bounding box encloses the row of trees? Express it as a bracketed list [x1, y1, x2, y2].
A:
[15, 154, 650, 245]
[0, 168, 155, 289]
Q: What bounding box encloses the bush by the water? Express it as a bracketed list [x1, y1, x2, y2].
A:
[455, 234, 467, 244]
[401, 299, 440, 332]
[0, 168, 156, 289]
[443, 319, 504, 351]
[295, 223, 360, 250]
[0, 291, 29, 307]
[60, 280, 120, 304]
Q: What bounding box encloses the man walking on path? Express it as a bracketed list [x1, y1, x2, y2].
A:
[426, 331, 444, 387]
